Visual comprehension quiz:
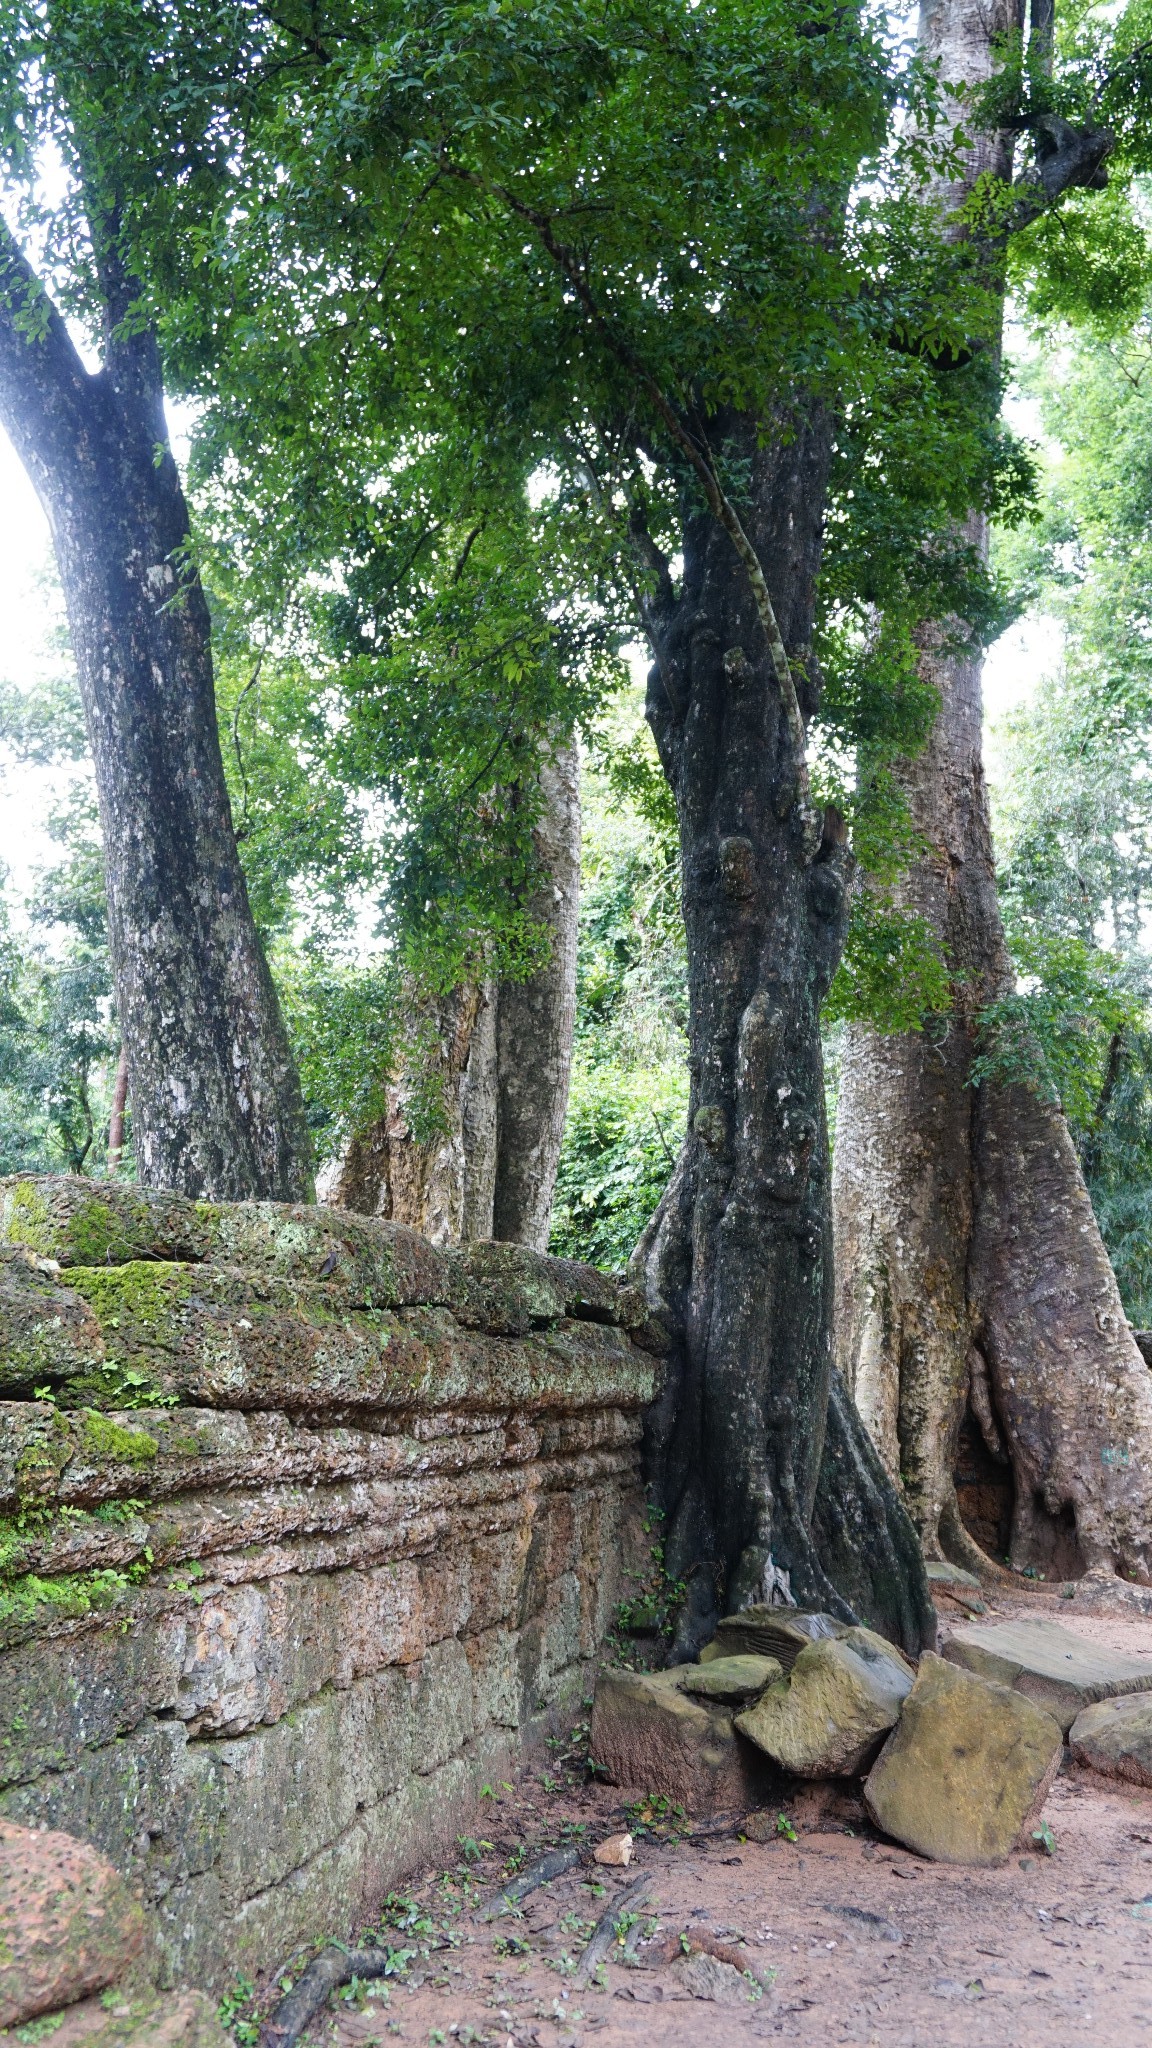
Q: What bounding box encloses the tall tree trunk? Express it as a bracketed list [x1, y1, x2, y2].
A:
[832, 0, 1152, 1584]
[322, 740, 580, 1250]
[492, 736, 581, 1248]
[631, 414, 933, 1659]
[0, 225, 312, 1202]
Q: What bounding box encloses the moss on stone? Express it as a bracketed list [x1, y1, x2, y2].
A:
[81, 1411, 159, 1465]
[0, 1180, 52, 1256]
[70, 1260, 194, 1329]
[0, 1564, 133, 1644]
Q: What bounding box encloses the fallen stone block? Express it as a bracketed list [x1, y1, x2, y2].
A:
[590, 1667, 772, 1814]
[734, 1627, 913, 1777]
[1069, 1692, 1152, 1787]
[702, 1606, 848, 1673]
[943, 1617, 1152, 1732]
[925, 1562, 981, 1590]
[864, 1652, 1063, 1865]
[0, 1818, 147, 2029]
[676, 1654, 782, 1704]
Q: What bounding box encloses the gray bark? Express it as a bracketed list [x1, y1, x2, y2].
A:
[0, 219, 312, 1200]
[492, 737, 581, 1249]
[832, 0, 1152, 1584]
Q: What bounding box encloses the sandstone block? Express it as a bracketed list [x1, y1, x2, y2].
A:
[413, 1638, 475, 1773]
[735, 1628, 912, 1776]
[678, 1655, 782, 1704]
[864, 1652, 1063, 1865]
[0, 1719, 224, 1903]
[1069, 1691, 1152, 1787]
[925, 1562, 981, 1590]
[591, 1667, 770, 1814]
[705, 1606, 849, 1674]
[0, 1819, 146, 2029]
[943, 1617, 1152, 1732]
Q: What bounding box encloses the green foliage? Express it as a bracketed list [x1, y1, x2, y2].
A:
[550, 705, 687, 1268]
[825, 889, 951, 1034]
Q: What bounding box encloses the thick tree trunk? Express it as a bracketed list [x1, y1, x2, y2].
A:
[832, 0, 1152, 1584]
[323, 740, 580, 1249]
[632, 413, 933, 1658]
[0, 226, 312, 1201]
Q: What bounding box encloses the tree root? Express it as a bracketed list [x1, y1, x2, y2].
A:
[258, 1944, 395, 2048]
[812, 1368, 936, 1655]
[484, 1842, 583, 1917]
[579, 1872, 653, 1980]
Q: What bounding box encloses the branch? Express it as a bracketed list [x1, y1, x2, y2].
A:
[441, 160, 812, 808]
[0, 216, 99, 498]
[1005, 113, 1113, 236]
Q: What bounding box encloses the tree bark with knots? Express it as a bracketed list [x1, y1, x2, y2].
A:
[0, 213, 312, 1200]
[832, 0, 1152, 1587]
[629, 410, 932, 1658]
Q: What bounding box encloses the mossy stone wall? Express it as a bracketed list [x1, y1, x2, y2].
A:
[0, 1178, 659, 1990]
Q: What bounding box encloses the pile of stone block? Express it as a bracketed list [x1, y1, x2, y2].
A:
[592, 1607, 1152, 1864]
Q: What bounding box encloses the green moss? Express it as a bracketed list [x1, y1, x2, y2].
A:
[58, 1360, 174, 1412]
[81, 1409, 159, 1464]
[65, 1198, 122, 1267]
[0, 1180, 53, 1256]
[0, 1565, 136, 1639]
[70, 1259, 194, 1325]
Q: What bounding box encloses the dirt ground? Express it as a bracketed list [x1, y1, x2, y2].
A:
[239, 1589, 1152, 2048]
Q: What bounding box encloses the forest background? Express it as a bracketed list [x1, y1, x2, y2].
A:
[0, 0, 1151, 1315]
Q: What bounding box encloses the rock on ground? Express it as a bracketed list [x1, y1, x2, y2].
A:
[703, 1607, 848, 1673]
[676, 1654, 782, 1704]
[1069, 1690, 1152, 1787]
[865, 1651, 1063, 1865]
[943, 1616, 1152, 1732]
[671, 1950, 756, 2004]
[734, 1627, 913, 1777]
[590, 1667, 774, 1814]
[0, 1819, 146, 2030]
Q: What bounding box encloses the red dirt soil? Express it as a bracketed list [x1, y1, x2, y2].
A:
[256, 1588, 1152, 2048]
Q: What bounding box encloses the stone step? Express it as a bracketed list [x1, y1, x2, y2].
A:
[943, 1617, 1152, 1731]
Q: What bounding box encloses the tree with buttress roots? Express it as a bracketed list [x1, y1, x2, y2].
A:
[834, 0, 1152, 1590]
[0, 5, 312, 1200]
[106, 0, 1051, 1651]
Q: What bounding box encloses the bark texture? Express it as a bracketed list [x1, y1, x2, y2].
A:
[0, 223, 311, 1201]
[832, 0, 1152, 1583]
[631, 412, 933, 1658]
[319, 979, 497, 1247]
[492, 738, 581, 1249]
[322, 740, 580, 1250]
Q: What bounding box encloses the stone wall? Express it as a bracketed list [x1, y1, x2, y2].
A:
[0, 1178, 660, 1992]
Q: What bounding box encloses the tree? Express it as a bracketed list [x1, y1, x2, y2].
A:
[991, 314, 1152, 1330]
[144, 0, 1049, 1650]
[832, 0, 1152, 1583]
[0, 4, 312, 1199]
[322, 739, 581, 1250]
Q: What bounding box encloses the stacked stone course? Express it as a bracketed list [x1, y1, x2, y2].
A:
[0, 1178, 659, 1990]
